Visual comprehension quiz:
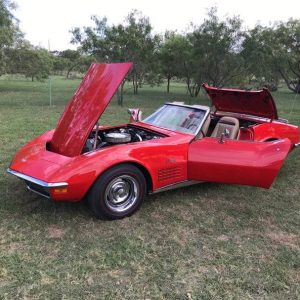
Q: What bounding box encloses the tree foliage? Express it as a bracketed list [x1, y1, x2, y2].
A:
[71, 10, 161, 104]
[159, 32, 188, 93]
[2, 4, 300, 97]
[185, 8, 245, 95]
[275, 20, 300, 93]
[0, 0, 23, 74]
[242, 26, 278, 90]
[52, 49, 94, 78]
[242, 19, 300, 93]
[7, 42, 52, 81]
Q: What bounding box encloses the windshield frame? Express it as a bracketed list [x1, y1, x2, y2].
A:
[142, 103, 210, 136]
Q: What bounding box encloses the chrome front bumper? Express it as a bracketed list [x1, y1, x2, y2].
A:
[7, 168, 68, 199]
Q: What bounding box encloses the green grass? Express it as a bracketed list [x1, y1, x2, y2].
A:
[0, 76, 299, 299]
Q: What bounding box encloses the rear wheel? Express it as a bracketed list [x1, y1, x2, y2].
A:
[88, 164, 146, 219]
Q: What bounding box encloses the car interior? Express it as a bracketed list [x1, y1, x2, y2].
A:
[199, 113, 258, 141]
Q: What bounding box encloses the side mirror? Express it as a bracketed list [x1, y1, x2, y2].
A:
[128, 108, 142, 122]
[219, 128, 230, 144]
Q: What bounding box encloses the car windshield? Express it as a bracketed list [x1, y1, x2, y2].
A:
[143, 104, 207, 134]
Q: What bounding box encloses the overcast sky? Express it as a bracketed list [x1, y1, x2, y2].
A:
[14, 0, 300, 51]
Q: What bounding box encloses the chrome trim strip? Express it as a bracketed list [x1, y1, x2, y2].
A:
[7, 168, 68, 188]
[26, 185, 50, 199]
[295, 142, 300, 148]
[151, 180, 201, 194]
[165, 102, 210, 111]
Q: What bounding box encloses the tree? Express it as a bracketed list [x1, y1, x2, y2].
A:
[60, 49, 83, 78]
[52, 52, 67, 75]
[51, 50, 94, 77]
[242, 26, 281, 90]
[70, 10, 160, 105]
[7, 43, 52, 81]
[159, 32, 188, 93]
[121, 11, 161, 95]
[242, 20, 300, 93]
[186, 7, 245, 96]
[275, 19, 300, 93]
[0, 0, 23, 75]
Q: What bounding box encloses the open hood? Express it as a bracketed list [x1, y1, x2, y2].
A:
[202, 83, 278, 120]
[50, 63, 132, 157]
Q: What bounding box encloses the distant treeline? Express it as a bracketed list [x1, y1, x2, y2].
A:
[1, 1, 300, 104]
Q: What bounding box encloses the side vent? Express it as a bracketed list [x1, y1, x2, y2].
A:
[158, 166, 181, 182]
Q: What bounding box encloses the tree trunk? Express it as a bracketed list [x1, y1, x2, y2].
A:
[186, 77, 194, 97]
[134, 83, 138, 94]
[278, 69, 300, 93]
[32, 76, 34, 82]
[132, 77, 135, 92]
[117, 80, 126, 106]
[295, 81, 300, 94]
[194, 84, 201, 97]
[133, 73, 138, 94]
[167, 75, 171, 93]
[66, 62, 81, 79]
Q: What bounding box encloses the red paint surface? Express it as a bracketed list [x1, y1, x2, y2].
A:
[188, 137, 291, 188]
[203, 83, 278, 119]
[252, 122, 300, 145]
[8, 64, 300, 204]
[10, 126, 191, 201]
[50, 63, 132, 157]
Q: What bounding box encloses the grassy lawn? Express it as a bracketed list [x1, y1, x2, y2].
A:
[0, 76, 299, 299]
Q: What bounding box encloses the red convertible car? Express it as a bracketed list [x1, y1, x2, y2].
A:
[7, 63, 300, 219]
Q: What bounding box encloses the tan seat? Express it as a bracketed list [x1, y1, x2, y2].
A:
[201, 115, 211, 136]
[211, 116, 239, 139]
[196, 115, 211, 139]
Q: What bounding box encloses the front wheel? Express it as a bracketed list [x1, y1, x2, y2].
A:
[88, 164, 146, 219]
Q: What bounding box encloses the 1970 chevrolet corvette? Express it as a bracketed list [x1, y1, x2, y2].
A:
[7, 62, 300, 219]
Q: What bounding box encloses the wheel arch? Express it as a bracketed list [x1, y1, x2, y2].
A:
[87, 161, 153, 197]
[128, 162, 153, 193]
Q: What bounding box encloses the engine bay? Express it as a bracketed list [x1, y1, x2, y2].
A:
[83, 125, 165, 153]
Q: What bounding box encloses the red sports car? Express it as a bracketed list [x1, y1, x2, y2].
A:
[7, 63, 300, 219]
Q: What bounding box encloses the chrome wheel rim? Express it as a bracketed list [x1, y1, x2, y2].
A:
[104, 175, 139, 213]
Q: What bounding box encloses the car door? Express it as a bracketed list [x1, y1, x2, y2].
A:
[188, 137, 291, 188]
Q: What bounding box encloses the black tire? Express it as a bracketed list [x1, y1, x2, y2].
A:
[88, 164, 146, 219]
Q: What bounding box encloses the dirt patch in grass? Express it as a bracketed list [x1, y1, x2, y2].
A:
[40, 272, 55, 285]
[47, 225, 67, 239]
[266, 231, 299, 249]
[262, 216, 279, 230]
[6, 242, 25, 254]
[217, 234, 230, 241]
[261, 217, 299, 249]
[295, 271, 300, 283]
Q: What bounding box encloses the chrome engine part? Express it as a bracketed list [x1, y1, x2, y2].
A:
[104, 132, 131, 144]
[83, 125, 164, 153]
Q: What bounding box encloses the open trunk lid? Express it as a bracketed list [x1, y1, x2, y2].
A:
[202, 83, 278, 120]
